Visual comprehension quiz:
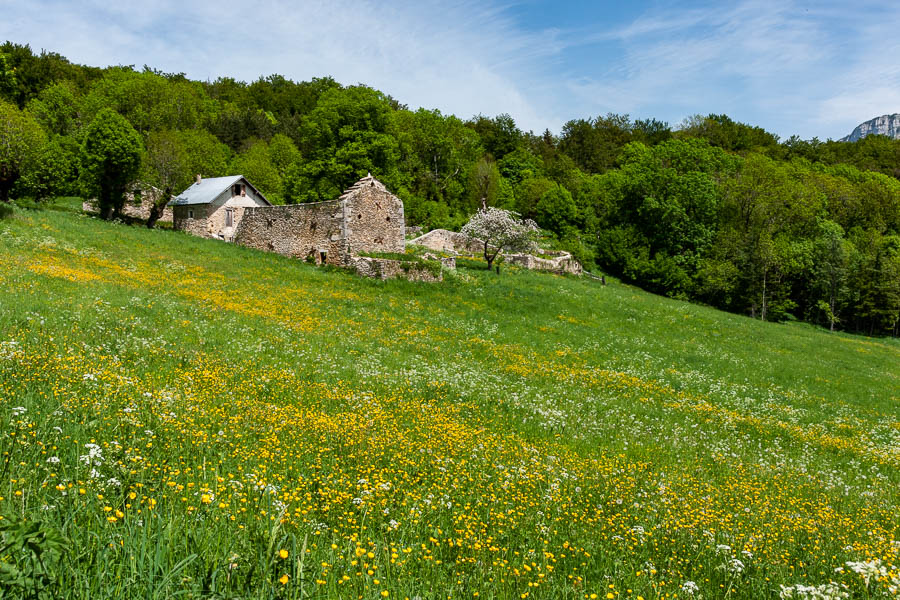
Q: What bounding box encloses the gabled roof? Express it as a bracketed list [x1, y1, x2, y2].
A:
[169, 175, 270, 206]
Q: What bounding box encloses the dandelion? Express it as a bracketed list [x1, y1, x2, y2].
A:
[279, 574, 289, 585]
[278, 549, 288, 559]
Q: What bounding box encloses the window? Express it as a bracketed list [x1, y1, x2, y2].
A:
[320, 251, 327, 264]
[132, 189, 142, 206]
[188, 209, 194, 219]
[233, 184, 241, 196]
[225, 208, 234, 227]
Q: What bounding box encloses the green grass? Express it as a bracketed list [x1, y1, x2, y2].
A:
[0, 201, 897, 599]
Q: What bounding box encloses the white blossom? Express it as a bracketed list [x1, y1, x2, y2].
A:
[460, 207, 539, 268]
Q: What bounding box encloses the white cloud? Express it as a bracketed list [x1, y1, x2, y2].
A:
[559, 0, 900, 139]
[2, 0, 899, 140]
[0, 0, 566, 132]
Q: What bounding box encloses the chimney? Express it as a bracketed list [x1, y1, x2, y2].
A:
[195, 174, 201, 185]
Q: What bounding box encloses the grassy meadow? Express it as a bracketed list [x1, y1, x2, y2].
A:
[0, 200, 898, 599]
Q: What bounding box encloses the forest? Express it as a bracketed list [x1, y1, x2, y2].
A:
[2, 41, 900, 335]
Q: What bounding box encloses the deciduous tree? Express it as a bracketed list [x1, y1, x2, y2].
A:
[81, 108, 142, 219]
[0, 99, 45, 202]
[461, 207, 539, 271]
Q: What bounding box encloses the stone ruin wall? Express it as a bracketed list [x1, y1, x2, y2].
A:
[233, 182, 406, 265]
[349, 256, 443, 282]
[503, 252, 583, 275]
[410, 228, 582, 275]
[83, 188, 173, 223]
[233, 201, 347, 264]
[343, 183, 405, 255]
[408, 229, 485, 255]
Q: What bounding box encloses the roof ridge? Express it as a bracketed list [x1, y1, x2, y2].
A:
[338, 173, 386, 200]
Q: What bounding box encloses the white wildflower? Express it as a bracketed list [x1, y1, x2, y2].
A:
[681, 580, 700, 595]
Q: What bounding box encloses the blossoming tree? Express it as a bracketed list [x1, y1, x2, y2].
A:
[460, 206, 539, 271]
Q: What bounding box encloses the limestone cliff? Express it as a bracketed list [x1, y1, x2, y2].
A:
[840, 113, 900, 142]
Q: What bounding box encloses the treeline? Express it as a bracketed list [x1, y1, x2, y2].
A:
[2, 41, 899, 335]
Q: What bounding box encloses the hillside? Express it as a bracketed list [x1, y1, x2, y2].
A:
[840, 113, 900, 142]
[0, 203, 898, 598]
[4, 42, 900, 336]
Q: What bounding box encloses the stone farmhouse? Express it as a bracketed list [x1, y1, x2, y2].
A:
[170, 175, 270, 241]
[170, 174, 405, 266]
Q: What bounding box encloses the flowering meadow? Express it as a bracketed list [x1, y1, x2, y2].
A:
[0, 202, 898, 599]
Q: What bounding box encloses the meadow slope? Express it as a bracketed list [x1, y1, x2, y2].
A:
[0, 203, 898, 599]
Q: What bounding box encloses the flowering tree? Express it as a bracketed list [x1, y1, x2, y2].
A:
[460, 207, 539, 270]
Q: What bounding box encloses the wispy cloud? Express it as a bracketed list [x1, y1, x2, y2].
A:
[1, 0, 567, 130]
[558, 0, 900, 139]
[2, 0, 899, 139]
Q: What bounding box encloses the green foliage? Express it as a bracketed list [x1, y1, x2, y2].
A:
[25, 82, 78, 136]
[559, 113, 634, 174]
[395, 108, 481, 220]
[0, 514, 69, 596]
[0, 99, 45, 202]
[535, 185, 577, 234]
[497, 147, 543, 186]
[467, 113, 520, 160]
[20, 136, 77, 201]
[0, 51, 17, 101]
[231, 139, 285, 204]
[80, 108, 142, 219]
[467, 155, 500, 211]
[287, 86, 401, 203]
[82, 69, 211, 135]
[678, 113, 780, 152]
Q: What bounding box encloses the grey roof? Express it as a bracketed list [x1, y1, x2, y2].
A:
[168, 175, 270, 206]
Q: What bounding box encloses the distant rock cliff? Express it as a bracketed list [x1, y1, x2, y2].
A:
[840, 113, 900, 142]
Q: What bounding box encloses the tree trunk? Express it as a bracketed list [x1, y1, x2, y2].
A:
[761, 270, 768, 321]
[146, 187, 171, 229]
[484, 241, 493, 270]
[829, 294, 836, 332]
[0, 179, 12, 203]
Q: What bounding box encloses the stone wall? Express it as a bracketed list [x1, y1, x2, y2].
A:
[233, 176, 406, 265]
[342, 177, 405, 255]
[408, 229, 485, 255]
[349, 256, 443, 282]
[503, 251, 583, 275]
[172, 204, 215, 238]
[233, 201, 347, 264]
[83, 186, 173, 223]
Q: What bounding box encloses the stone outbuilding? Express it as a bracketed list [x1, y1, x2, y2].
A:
[170, 175, 270, 241]
[234, 174, 405, 265]
[83, 182, 173, 223]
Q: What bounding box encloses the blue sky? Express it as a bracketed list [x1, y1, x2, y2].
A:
[2, 0, 899, 140]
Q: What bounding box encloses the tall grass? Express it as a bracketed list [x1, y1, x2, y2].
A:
[0, 201, 897, 599]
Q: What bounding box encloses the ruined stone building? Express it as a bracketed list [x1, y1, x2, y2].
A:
[170, 175, 270, 240]
[170, 174, 405, 266]
[83, 182, 174, 223]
